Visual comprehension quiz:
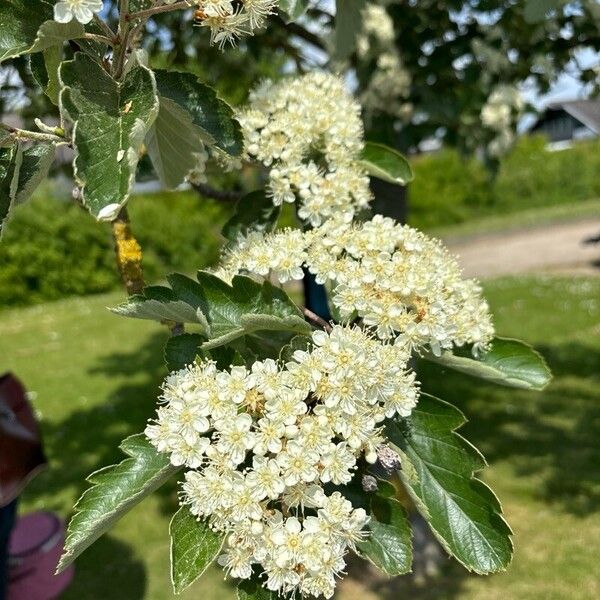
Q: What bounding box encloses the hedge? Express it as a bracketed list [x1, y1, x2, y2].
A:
[409, 135, 600, 230]
[0, 190, 229, 307]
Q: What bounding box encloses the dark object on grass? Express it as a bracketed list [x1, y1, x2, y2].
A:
[0, 374, 47, 506]
[7, 512, 74, 600]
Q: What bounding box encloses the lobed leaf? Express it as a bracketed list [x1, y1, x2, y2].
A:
[360, 142, 414, 186]
[423, 337, 552, 390]
[30, 47, 62, 105]
[386, 394, 513, 574]
[113, 272, 311, 354]
[12, 143, 55, 206]
[111, 284, 210, 331]
[60, 53, 159, 219]
[170, 507, 224, 594]
[57, 434, 181, 572]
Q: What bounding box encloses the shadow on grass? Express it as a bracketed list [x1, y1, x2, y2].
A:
[62, 535, 146, 600]
[418, 339, 600, 516]
[23, 330, 180, 515]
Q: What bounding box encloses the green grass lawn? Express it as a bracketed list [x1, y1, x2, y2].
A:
[1, 275, 599, 599]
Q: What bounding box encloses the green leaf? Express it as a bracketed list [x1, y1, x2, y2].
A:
[360, 142, 414, 186]
[222, 190, 281, 242]
[57, 434, 181, 572]
[111, 284, 210, 331]
[146, 96, 207, 189]
[386, 394, 513, 574]
[112, 272, 312, 353]
[357, 495, 412, 576]
[194, 271, 312, 350]
[0, 142, 48, 234]
[0, 1, 85, 63]
[12, 143, 55, 206]
[30, 46, 62, 105]
[164, 333, 205, 371]
[237, 576, 277, 600]
[154, 70, 243, 157]
[422, 337, 552, 390]
[333, 0, 366, 60]
[170, 507, 224, 595]
[0, 145, 21, 235]
[29, 19, 86, 53]
[60, 52, 159, 219]
[278, 0, 310, 22]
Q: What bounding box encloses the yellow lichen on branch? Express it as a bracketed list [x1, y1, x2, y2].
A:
[111, 208, 144, 296]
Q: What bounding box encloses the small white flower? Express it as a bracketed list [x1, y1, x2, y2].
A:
[215, 413, 255, 465]
[54, 0, 104, 25]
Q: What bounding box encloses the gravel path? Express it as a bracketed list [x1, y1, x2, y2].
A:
[445, 218, 600, 279]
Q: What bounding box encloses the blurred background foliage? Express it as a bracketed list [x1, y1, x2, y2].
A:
[2, 134, 599, 307]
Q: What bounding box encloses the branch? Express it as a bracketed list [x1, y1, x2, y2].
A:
[82, 33, 115, 46]
[93, 14, 117, 39]
[0, 122, 66, 144]
[125, 0, 191, 22]
[111, 207, 145, 296]
[111, 206, 184, 335]
[191, 182, 243, 202]
[113, 0, 131, 79]
[272, 16, 327, 52]
[303, 308, 332, 333]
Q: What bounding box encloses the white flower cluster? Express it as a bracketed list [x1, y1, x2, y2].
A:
[54, 0, 103, 24]
[481, 85, 524, 157]
[53, 1, 278, 46]
[219, 215, 494, 354]
[357, 4, 412, 124]
[237, 72, 373, 225]
[192, 0, 279, 48]
[146, 325, 418, 598]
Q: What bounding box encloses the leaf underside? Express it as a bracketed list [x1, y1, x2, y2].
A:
[423, 336, 552, 390]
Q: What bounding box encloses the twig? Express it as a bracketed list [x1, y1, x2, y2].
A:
[82, 33, 115, 46]
[93, 14, 117, 39]
[272, 16, 327, 52]
[192, 182, 243, 202]
[303, 308, 332, 333]
[113, 0, 131, 79]
[125, 0, 191, 22]
[111, 205, 183, 335]
[0, 122, 66, 144]
[111, 206, 145, 296]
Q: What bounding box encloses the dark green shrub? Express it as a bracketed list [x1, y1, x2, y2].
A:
[409, 135, 600, 230]
[494, 136, 600, 211]
[0, 190, 229, 308]
[409, 149, 492, 230]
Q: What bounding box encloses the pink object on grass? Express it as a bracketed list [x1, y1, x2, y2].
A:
[7, 512, 73, 600]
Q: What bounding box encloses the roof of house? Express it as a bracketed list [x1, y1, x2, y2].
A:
[533, 99, 600, 134]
